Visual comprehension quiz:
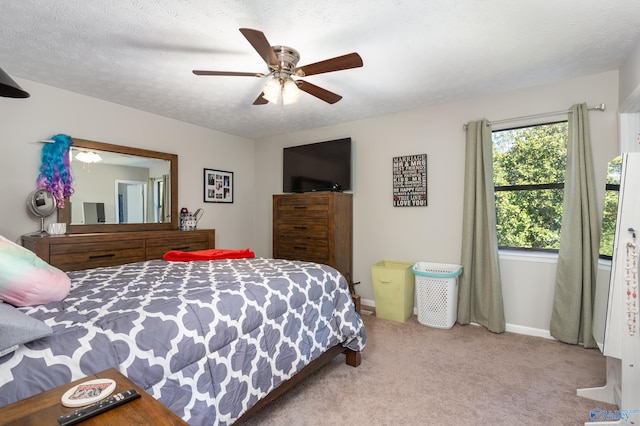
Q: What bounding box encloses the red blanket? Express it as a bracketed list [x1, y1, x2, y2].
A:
[163, 248, 255, 262]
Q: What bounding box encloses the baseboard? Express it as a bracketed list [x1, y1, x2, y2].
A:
[504, 323, 553, 339]
[361, 298, 375, 309]
[360, 297, 554, 340]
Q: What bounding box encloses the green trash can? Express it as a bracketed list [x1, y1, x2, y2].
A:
[371, 260, 415, 322]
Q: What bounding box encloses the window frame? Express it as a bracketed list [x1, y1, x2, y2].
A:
[494, 183, 565, 253]
[492, 120, 568, 253]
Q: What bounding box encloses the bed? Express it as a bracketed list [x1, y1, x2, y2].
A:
[0, 256, 366, 425]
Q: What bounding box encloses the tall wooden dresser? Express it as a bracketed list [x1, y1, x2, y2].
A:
[272, 192, 352, 284]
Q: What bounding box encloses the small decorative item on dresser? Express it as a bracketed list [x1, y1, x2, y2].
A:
[179, 208, 202, 231]
[27, 189, 57, 237]
[204, 168, 234, 203]
[47, 223, 67, 235]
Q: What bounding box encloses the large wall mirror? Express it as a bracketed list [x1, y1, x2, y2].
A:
[58, 138, 178, 233]
[592, 155, 622, 352]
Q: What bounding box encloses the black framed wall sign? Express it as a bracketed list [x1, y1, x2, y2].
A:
[204, 168, 234, 203]
[393, 154, 427, 207]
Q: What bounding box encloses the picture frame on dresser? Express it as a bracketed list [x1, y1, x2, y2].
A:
[204, 168, 233, 203]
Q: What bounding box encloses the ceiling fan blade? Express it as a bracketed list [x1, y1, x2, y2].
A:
[239, 28, 278, 67]
[253, 92, 269, 105]
[295, 52, 363, 77]
[193, 70, 266, 77]
[297, 80, 342, 104]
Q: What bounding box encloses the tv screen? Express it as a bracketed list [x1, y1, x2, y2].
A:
[283, 138, 352, 193]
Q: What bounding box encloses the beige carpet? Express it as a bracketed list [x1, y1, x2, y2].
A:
[241, 314, 617, 426]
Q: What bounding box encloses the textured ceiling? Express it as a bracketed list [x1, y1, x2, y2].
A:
[2, 1, 640, 139]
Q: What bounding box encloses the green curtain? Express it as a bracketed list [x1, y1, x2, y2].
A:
[550, 103, 600, 348]
[458, 119, 506, 333]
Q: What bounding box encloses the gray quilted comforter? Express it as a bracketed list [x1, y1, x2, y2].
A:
[0, 258, 366, 425]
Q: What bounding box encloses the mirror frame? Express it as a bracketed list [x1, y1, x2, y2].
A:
[58, 138, 178, 233]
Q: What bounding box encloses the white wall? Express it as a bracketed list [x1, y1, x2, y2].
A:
[0, 79, 256, 249]
[0, 71, 621, 336]
[619, 39, 640, 110]
[618, 39, 640, 153]
[255, 71, 620, 335]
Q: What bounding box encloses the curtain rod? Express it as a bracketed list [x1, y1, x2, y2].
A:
[463, 103, 606, 131]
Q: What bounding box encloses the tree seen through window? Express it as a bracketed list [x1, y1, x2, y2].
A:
[492, 122, 567, 250]
[599, 156, 621, 258]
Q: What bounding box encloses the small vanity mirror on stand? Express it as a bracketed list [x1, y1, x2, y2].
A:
[27, 189, 57, 237]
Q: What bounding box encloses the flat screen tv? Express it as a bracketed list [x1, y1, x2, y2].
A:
[283, 138, 352, 193]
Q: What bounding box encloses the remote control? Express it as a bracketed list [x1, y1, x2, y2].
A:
[57, 389, 141, 426]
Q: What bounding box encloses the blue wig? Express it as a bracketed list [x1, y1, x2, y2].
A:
[37, 134, 74, 208]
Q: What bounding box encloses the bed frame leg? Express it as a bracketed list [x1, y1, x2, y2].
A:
[345, 349, 361, 367]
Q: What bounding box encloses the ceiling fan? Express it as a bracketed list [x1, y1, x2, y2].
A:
[192, 28, 363, 105]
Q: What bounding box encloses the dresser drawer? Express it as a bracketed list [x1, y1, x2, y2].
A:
[275, 199, 329, 220]
[145, 233, 211, 260]
[22, 229, 216, 272]
[275, 195, 330, 208]
[276, 239, 328, 260]
[275, 223, 328, 240]
[50, 240, 145, 271]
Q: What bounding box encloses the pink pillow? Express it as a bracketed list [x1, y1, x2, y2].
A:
[0, 235, 70, 306]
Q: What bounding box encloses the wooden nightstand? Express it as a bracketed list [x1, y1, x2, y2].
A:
[0, 368, 187, 425]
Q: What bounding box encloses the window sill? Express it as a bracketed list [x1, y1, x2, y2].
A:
[498, 249, 613, 268]
[498, 249, 558, 263]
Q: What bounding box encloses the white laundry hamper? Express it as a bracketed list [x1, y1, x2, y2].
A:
[411, 262, 463, 329]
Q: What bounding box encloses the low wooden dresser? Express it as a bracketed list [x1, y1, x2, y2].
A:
[22, 229, 215, 272]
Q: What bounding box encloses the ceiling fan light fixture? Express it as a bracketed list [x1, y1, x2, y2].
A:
[75, 151, 102, 164]
[282, 79, 301, 105]
[262, 77, 301, 105]
[262, 77, 281, 103]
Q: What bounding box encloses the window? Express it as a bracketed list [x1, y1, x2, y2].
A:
[599, 156, 621, 259]
[492, 121, 568, 251]
[154, 178, 165, 222]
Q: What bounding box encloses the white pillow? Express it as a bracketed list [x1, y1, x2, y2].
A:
[0, 235, 70, 306]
